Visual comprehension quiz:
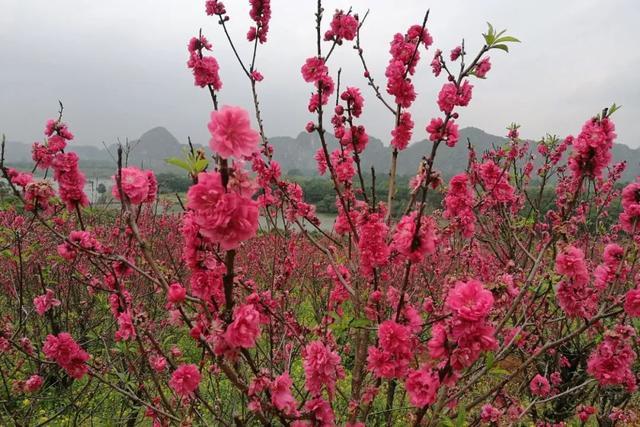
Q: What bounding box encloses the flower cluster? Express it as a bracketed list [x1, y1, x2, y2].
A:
[111, 167, 157, 204]
[620, 179, 640, 233]
[429, 280, 497, 372]
[555, 245, 598, 318]
[303, 340, 344, 398]
[391, 112, 414, 150]
[567, 116, 616, 180]
[169, 364, 201, 396]
[224, 304, 263, 349]
[301, 56, 335, 113]
[444, 173, 476, 238]
[33, 289, 61, 316]
[356, 209, 390, 277]
[52, 152, 90, 211]
[205, 0, 226, 16]
[247, 0, 271, 44]
[385, 25, 432, 108]
[187, 170, 259, 250]
[187, 34, 222, 89]
[587, 325, 637, 392]
[43, 333, 90, 379]
[367, 320, 414, 379]
[405, 365, 440, 408]
[324, 10, 358, 43]
[57, 230, 104, 260]
[31, 119, 74, 169]
[208, 106, 261, 159]
[436, 80, 473, 114]
[391, 212, 436, 263]
[426, 117, 459, 147]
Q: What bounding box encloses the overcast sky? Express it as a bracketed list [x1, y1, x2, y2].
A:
[1, 0, 639, 149]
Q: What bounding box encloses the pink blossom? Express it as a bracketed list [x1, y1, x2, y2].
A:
[620, 180, 640, 232]
[43, 333, 90, 379]
[340, 86, 364, 118]
[480, 404, 502, 423]
[225, 304, 261, 348]
[555, 245, 589, 286]
[23, 180, 55, 212]
[624, 288, 640, 317]
[33, 289, 61, 316]
[478, 160, 515, 205]
[437, 80, 473, 114]
[529, 374, 551, 397]
[331, 149, 355, 183]
[168, 283, 187, 305]
[303, 341, 344, 397]
[51, 152, 89, 211]
[474, 57, 492, 78]
[385, 60, 416, 108]
[603, 243, 624, 267]
[340, 125, 369, 153]
[367, 320, 413, 379]
[9, 170, 33, 187]
[446, 279, 494, 321]
[305, 397, 335, 426]
[205, 0, 226, 15]
[450, 46, 462, 61]
[426, 117, 459, 147]
[391, 112, 414, 150]
[187, 171, 259, 250]
[169, 364, 201, 396]
[251, 70, 264, 81]
[587, 325, 637, 391]
[325, 10, 358, 42]
[444, 173, 476, 237]
[577, 405, 596, 422]
[270, 372, 298, 416]
[208, 106, 260, 159]
[556, 280, 598, 319]
[301, 57, 328, 83]
[188, 55, 222, 90]
[431, 49, 442, 76]
[111, 167, 153, 204]
[391, 212, 436, 263]
[568, 117, 616, 179]
[115, 311, 136, 342]
[247, 0, 271, 44]
[25, 375, 44, 392]
[357, 210, 390, 277]
[31, 143, 54, 169]
[405, 365, 440, 407]
[149, 354, 167, 372]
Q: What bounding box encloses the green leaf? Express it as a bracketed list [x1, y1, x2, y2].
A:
[350, 318, 371, 328]
[455, 407, 467, 427]
[608, 102, 622, 117]
[329, 312, 341, 321]
[494, 35, 521, 44]
[484, 22, 495, 45]
[194, 158, 209, 173]
[490, 367, 510, 376]
[485, 352, 495, 370]
[492, 44, 509, 52]
[165, 157, 191, 171]
[441, 416, 455, 427]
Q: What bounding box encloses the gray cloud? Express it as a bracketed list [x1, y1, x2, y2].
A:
[1, 0, 639, 149]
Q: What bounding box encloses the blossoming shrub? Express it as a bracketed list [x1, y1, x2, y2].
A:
[0, 1, 638, 426]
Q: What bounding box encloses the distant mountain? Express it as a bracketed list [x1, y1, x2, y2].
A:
[5, 126, 640, 181]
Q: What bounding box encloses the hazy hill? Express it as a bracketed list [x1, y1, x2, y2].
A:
[5, 126, 640, 181]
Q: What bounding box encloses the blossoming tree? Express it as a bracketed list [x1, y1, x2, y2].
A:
[0, 1, 638, 426]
